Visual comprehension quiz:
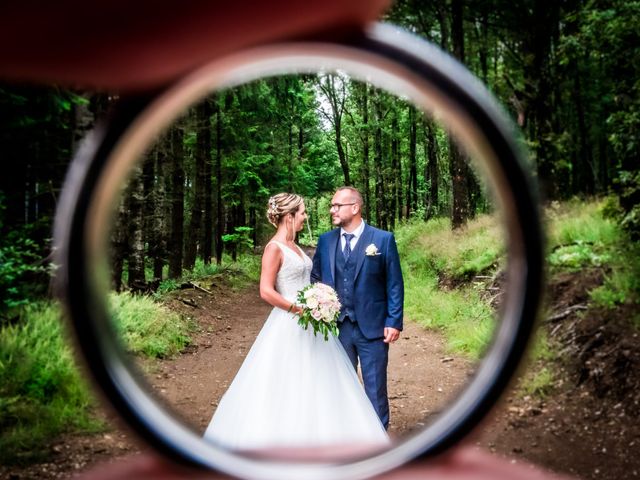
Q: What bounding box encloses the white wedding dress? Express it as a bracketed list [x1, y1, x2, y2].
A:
[203, 241, 389, 451]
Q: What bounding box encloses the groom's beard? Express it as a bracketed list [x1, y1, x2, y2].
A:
[333, 216, 356, 229]
[333, 218, 348, 228]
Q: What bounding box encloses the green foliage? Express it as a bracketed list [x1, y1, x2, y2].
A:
[520, 366, 554, 399]
[516, 330, 557, 399]
[546, 198, 640, 309]
[222, 226, 254, 254]
[545, 199, 619, 249]
[0, 232, 48, 315]
[546, 199, 617, 271]
[395, 215, 502, 358]
[617, 169, 640, 239]
[109, 293, 194, 358]
[230, 253, 262, 284]
[590, 241, 640, 310]
[154, 254, 261, 300]
[548, 241, 610, 271]
[396, 214, 504, 282]
[156, 278, 181, 295]
[183, 258, 221, 280]
[0, 195, 49, 317]
[0, 302, 103, 464]
[574, 1, 640, 237]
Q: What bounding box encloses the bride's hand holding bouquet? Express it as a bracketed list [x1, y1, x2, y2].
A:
[292, 283, 341, 341]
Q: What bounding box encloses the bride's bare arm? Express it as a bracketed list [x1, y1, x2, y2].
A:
[259, 243, 302, 314]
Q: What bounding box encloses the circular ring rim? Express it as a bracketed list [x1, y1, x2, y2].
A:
[53, 23, 544, 480]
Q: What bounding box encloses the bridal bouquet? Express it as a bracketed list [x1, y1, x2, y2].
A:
[293, 283, 341, 341]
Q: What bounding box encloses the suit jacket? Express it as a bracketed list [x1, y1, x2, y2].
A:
[311, 223, 404, 339]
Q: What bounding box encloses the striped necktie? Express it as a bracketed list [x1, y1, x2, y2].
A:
[343, 233, 355, 259]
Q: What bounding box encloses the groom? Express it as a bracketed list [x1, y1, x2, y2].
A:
[311, 186, 404, 429]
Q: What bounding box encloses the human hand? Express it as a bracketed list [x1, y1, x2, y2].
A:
[384, 327, 401, 343]
[289, 303, 304, 316]
[0, 0, 390, 91]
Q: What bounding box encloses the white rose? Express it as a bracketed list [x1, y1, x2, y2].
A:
[365, 243, 380, 256]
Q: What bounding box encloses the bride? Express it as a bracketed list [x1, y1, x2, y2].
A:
[203, 193, 389, 451]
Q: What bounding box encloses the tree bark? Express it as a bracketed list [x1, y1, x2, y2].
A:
[374, 94, 387, 230]
[168, 125, 184, 279]
[407, 106, 418, 218]
[390, 111, 401, 228]
[110, 195, 128, 292]
[449, 0, 471, 229]
[319, 75, 350, 185]
[360, 83, 371, 221]
[150, 144, 167, 281]
[201, 100, 213, 264]
[215, 102, 224, 265]
[183, 101, 211, 270]
[127, 160, 146, 291]
[424, 121, 439, 221]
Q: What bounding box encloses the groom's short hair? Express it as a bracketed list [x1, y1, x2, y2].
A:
[336, 186, 364, 207]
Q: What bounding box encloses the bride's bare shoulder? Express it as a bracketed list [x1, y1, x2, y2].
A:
[262, 241, 283, 260]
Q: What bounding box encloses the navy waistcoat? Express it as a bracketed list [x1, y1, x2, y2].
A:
[335, 241, 357, 322]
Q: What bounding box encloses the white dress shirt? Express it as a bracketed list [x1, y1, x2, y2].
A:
[340, 220, 365, 253]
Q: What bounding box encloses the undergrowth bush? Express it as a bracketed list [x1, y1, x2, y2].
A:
[0, 302, 103, 464]
[109, 293, 194, 358]
[0, 292, 195, 464]
[546, 198, 640, 311]
[395, 214, 503, 358]
[156, 255, 261, 295]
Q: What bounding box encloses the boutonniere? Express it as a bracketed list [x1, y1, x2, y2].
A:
[365, 243, 381, 256]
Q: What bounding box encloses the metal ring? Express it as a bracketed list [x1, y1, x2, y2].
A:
[53, 23, 543, 480]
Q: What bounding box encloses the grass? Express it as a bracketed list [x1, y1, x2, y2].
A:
[546, 198, 640, 313]
[396, 215, 504, 282]
[395, 197, 639, 397]
[0, 292, 196, 464]
[156, 255, 261, 295]
[109, 293, 195, 358]
[545, 198, 619, 271]
[395, 214, 504, 359]
[0, 302, 104, 464]
[3, 197, 636, 462]
[520, 366, 554, 398]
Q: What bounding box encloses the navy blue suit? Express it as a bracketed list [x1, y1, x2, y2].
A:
[311, 222, 404, 428]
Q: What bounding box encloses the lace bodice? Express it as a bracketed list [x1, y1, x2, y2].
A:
[269, 241, 312, 302]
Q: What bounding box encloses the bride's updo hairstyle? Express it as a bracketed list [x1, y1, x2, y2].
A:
[266, 193, 303, 228]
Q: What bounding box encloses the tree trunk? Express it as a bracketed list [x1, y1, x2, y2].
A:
[127, 161, 146, 291]
[572, 70, 595, 195]
[151, 145, 167, 280]
[407, 106, 418, 218]
[184, 105, 208, 270]
[319, 75, 350, 185]
[215, 102, 224, 265]
[201, 100, 213, 264]
[361, 83, 371, 221]
[168, 125, 185, 279]
[521, 0, 561, 199]
[110, 195, 128, 292]
[141, 151, 158, 281]
[374, 96, 387, 230]
[424, 122, 439, 221]
[390, 112, 400, 228]
[449, 0, 471, 229]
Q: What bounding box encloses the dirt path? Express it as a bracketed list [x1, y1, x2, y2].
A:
[0, 284, 474, 480]
[144, 284, 474, 440]
[3, 270, 639, 479]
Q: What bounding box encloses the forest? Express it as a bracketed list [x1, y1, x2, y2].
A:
[0, 0, 639, 479]
[1, 0, 638, 300]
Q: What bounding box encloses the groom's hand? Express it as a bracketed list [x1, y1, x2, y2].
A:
[383, 327, 400, 343]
